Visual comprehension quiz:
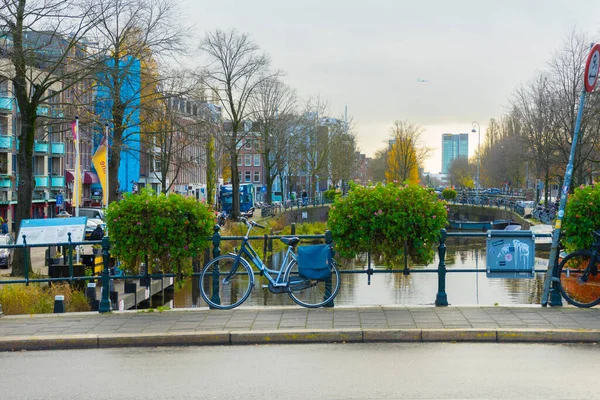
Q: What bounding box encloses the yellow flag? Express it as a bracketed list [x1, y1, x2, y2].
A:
[92, 143, 108, 205]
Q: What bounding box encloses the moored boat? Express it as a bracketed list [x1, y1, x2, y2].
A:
[531, 224, 553, 250]
[448, 220, 492, 230]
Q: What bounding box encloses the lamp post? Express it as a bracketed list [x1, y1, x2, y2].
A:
[471, 121, 480, 205]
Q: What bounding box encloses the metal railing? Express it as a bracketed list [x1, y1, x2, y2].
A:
[0, 226, 556, 313]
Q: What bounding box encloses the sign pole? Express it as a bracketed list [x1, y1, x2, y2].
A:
[74, 116, 81, 263]
[541, 43, 600, 306]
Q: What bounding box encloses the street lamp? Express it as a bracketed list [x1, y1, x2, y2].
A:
[471, 121, 480, 204]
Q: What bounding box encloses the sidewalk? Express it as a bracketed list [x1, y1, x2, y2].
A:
[1, 305, 600, 351]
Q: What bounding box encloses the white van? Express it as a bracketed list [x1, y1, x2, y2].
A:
[78, 208, 105, 220]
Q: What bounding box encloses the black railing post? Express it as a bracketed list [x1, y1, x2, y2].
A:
[210, 225, 221, 307]
[22, 235, 29, 286]
[324, 230, 334, 308]
[67, 232, 73, 282]
[403, 240, 410, 276]
[291, 223, 296, 236]
[99, 236, 111, 313]
[435, 229, 449, 306]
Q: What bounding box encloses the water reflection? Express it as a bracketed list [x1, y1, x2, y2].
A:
[172, 238, 549, 308]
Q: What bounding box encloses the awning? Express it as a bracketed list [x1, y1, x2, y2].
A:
[65, 169, 75, 183]
[83, 171, 99, 184]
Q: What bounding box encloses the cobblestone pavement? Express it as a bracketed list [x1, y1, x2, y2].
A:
[1, 305, 600, 351]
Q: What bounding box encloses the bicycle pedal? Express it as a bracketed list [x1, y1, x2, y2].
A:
[261, 284, 269, 289]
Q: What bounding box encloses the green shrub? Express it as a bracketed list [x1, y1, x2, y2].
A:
[106, 189, 215, 276]
[327, 182, 448, 266]
[442, 188, 457, 201]
[561, 184, 600, 252]
[323, 189, 341, 202]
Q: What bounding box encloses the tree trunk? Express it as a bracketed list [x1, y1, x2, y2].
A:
[231, 158, 240, 219]
[13, 113, 36, 276]
[108, 133, 123, 204]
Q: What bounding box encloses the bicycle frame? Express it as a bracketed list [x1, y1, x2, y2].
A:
[224, 223, 297, 288]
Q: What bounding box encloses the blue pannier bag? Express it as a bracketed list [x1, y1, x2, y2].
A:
[297, 244, 331, 280]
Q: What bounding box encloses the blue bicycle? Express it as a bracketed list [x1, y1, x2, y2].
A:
[199, 218, 341, 309]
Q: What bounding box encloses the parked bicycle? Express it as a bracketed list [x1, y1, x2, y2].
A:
[199, 218, 341, 309]
[555, 229, 600, 307]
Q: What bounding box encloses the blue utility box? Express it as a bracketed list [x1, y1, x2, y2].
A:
[486, 230, 536, 278]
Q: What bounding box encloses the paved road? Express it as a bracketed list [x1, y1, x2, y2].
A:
[1, 305, 600, 351]
[1, 342, 598, 399]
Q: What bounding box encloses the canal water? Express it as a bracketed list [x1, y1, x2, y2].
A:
[169, 237, 549, 308]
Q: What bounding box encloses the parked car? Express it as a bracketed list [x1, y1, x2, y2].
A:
[0, 234, 15, 268]
[78, 207, 105, 221]
[85, 218, 106, 240]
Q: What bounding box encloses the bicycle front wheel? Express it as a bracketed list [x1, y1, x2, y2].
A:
[199, 255, 254, 310]
[285, 259, 341, 308]
[557, 251, 600, 308]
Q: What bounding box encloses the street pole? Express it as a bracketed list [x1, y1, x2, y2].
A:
[471, 121, 480, 204]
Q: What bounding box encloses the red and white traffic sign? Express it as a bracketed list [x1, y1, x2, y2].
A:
[584, 43, 600, 93]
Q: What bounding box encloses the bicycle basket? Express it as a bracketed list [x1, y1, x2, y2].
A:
[297, 244, 331, 280]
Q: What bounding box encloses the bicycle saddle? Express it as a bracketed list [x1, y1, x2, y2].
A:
[280, 236, 300, 246]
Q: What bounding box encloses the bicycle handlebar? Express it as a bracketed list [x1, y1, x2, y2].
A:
[239, 217, 265, 229]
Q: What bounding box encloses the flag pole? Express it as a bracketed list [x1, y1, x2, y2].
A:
[74, 116, 80, 263]
[105, 123, 109, 207]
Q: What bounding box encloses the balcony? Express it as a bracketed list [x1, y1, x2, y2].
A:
[0, 135, 12, 150]
[0, 176, 12, 188]
[51, 176, 65, 188]
[51, 142, 65, 155]
[0, 96, 13, 113]
[34, 175, 48, 188]
[34, 140, 48, 153]
[36, 105, 49, 116]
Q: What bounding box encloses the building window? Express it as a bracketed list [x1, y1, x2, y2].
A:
[245, 171, 251, 182]
[253, 171, 260, 182]
[237, 154, 242, 166]
[244, 154, 251, 166]
[245, 139, 252, 150]
[253, 154, 260, 166]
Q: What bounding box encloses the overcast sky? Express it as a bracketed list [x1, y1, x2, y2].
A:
[180, 0, 600, 173]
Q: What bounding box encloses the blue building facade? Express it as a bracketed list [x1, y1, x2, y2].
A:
[441, 133, 469, 174]
[94, 55, 141, 195]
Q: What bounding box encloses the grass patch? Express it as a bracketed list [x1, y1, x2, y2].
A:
[0, 282, 91, 315]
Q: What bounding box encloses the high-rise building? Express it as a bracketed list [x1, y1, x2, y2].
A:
[441, 133, 469, 174]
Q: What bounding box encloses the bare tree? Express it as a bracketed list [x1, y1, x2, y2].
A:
[248, 77, 296, 205]
[547, 32, 600, 189]
[294, 96, 339, 196]
[367, 148, 388, 184]
[328, 120, 359, 190]
[385, 120, 430, 184]
[511, 73, 558, 203]
[83, 0, 188, 203]
[448, 157, 473, 189]
[0, 0, 101, 275]
[139, 69, 205, 194]
[200, 29, 276, 219]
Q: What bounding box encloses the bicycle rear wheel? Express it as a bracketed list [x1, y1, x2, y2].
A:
[199, 255, 254, 310]
[285, 259, 340, 308]
[557, 250, 600, 308]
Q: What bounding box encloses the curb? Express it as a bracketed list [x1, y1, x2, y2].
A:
[1, 328, 599, 352]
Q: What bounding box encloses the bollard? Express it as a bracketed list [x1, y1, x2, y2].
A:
[210, 225, 221, 307]
[54, 295, 65, 313]
[435, 229, 449, 306]
[99, 236, 112, 313]
[86, 282, 98, 311]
